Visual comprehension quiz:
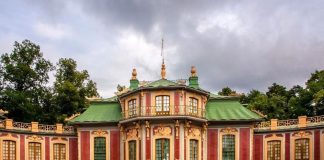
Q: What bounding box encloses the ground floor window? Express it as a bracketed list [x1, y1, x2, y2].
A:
[2, 140, 16, 160]
[222, 135, 235, 160]
[54, 143, 66, 160]
[295, 138, 309, 160]
[29, 142, 41, 160]
[94, 137, 106, 160]
[156, 138, 170, 160]
[190, 139, 198, 160]
[267, 140, 281, 160]
[129, 140, 136, 160]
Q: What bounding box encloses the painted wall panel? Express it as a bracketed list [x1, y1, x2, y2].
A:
[45, 137, 50, 160]
[207, 129, 218, 160]
[69, 138, 78, 160]
[285, 133, 290, 160]
[253, 134, 263, 160]
[314, 130, 320, 160]
[240, 128, 250, 160]
[81, 131, 90, 160]
[110, 130, 120, 160]
[20, 134, 25, 160]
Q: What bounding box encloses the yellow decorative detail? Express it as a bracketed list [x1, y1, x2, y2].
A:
[92, 129, 108, 136]
[145, 121, 150, 138]
[188, 128, 201, 137]
[126, 128, 138, 139]
[161, 61, 166, 79]
[154, 126, 172, 136]
[28, 135, 42, 141]
[292, 131, 312, 138]
[191, 66, 197, 77]
[131, 68, 137, 80]
[220, 127, 238, 134]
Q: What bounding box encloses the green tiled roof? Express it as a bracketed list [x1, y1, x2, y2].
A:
[70, 102, 121, 123]
[206, 99, 261, 121]
[144, 79, 182, 87]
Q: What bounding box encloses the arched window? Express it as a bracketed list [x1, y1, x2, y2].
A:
[267, 140, 281, 160]
[2, 140, 16, 160]
[189, 97, 198, 115]
[155, 96, 170, 115]
[128, 99, 137, 117]
[29, 142, 41, 160]
[295, 138, 309, 160]
[129, 140, 136, 160]
[94, 137, 106, 160]
[156, 138, 170, 160]
[222, 135, 235, 160]
[190, 139, 198, 160]
[53, 143, 66, 160]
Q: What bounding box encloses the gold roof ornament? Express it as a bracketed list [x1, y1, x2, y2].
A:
[161, 61, 166, 79]
[131, 68, 137, 80]
[191, 66, 197, 77]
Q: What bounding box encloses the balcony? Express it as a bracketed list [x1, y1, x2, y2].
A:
[122, 105, 206, 120]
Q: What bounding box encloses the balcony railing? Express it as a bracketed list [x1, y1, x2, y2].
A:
[122, 105, 206, 119]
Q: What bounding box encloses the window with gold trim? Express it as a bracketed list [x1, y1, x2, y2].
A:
[190, 139, 198, 160]
[2, 140, 16, 160]
[189, 97, 198, 115]
[128, 99, 137, 117]
[28, 142, 41, 160]
[129, 140, 136, 160]
[155, 96, 170, 115]
[53, 143, 66, 160]
[156, 138, 170, 160]
[94, 137, 106, 160]
[295, 138, 309, 160]
[267, 140, 281, 160]
[222, 135, 235, 160]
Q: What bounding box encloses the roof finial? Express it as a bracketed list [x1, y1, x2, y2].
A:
[191, 66, 197, 77]
[131, 68, 137, 80]
[161, 38, 166, 79]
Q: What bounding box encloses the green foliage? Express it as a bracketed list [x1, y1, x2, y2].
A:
[0, 40, 54, 122]
[53, 58, 99, 122]
[0, 40, 99, 124]
[218, 87, 236, 96]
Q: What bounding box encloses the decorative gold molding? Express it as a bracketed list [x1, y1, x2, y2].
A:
[188, 128, 201, 137]
[145, 121, 150, 138]
[292, 131, 312, 138]
[126, 128, 138, 139]
[27, 135, 43, 141]
[220, 127, 238, 134]
[92, 129, 108, 136]
[175, 120, 180, 139]
[153, 126, 172, 136]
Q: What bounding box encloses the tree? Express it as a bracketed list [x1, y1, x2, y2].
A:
[0, 40, 54, 122]
[218, 87, 237, 96]
[240, 89, 262, 104]
[53, 58, 99, 122]
[306, 70, 324, 115]
[266, 83, 288, 98]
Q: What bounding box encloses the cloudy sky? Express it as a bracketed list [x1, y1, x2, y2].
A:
[0, 0, 323, 97]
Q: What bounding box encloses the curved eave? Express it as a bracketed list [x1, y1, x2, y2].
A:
[118, 86, 210, 98]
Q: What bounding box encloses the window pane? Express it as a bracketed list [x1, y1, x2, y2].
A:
[156, 96, 170, 114]
[3, 140, 16, 160]
[94, 137, 106, 160]
[54, 143, 66, 160]
[190, 139, 198, 160]
[29, 142, 41, 160]
[222, 135, 235, 160]
[189, 98, 198, 115]
[129, 140, 136, 160]
[295, 138, 309, 160]
[128, 99, 137, 117]
[156, 139, 170, 160]
[267, 140, 281, 160]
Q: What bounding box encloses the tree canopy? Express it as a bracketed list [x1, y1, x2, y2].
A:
[0, 40, 99, 123]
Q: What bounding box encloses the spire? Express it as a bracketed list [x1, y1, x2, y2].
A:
[191, 66, 197, 77]
[131, 68, 137, 80]
[161, 61, 166, 79]
[160, 38, 166, 79]
[189, 66, 199, 88]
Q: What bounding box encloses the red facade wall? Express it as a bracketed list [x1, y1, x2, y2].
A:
[240, 128, 250, 160]
[110, 130, 120, 160]
[81, 131, 90, 160]
[20, 134, 25, 160]
[285, 133, 290, 160]
[174, 92, 179, 114]
[69, 138, 78, 160]
[145, 92, 151, 159]
[314, 130, 320, 160]
[207, 129, 218, 160]
[146, 93, 151, 115]
[45, 137, 50, 160]
[174, 129, 180, 159]
[253, 134, 263, 160]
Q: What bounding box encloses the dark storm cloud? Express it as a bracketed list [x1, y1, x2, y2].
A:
[77, 0, 324, 93]
[1, 0, 324, 96]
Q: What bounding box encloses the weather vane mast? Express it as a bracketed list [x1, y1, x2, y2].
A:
[160, 38, 166, 79]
